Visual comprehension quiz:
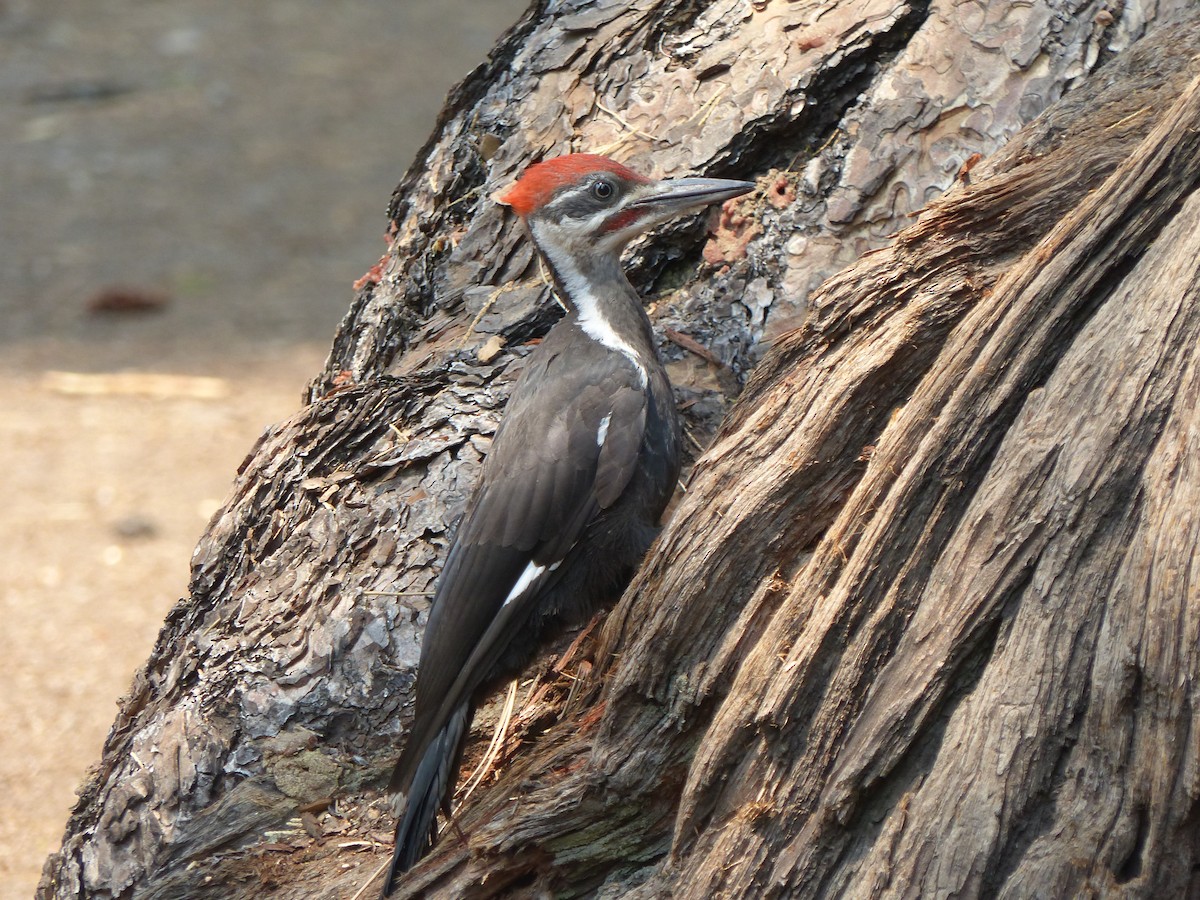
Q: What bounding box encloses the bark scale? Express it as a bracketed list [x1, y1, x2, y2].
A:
[40, 2, 1200, 898]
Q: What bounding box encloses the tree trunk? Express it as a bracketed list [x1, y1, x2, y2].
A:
[40, 2, 1200, 898]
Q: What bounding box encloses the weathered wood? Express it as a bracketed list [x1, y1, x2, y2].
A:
[380, 22, 1200, 899]
[680, 69, 1200, 900]
[39, 1, 1199, 898]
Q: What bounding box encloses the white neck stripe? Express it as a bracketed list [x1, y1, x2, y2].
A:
[533, 224, 649, 389]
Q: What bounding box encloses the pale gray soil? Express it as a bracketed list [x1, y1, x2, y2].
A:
[0, 1, 526, 895]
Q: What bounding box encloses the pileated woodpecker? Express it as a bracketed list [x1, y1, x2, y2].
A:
[382, 154, 753, 894]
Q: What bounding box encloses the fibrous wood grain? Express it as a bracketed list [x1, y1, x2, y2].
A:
[39, 1, 1199, 898]
[384, 19, 1200, 900]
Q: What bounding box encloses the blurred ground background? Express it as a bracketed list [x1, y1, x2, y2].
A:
[0, 0, 526, 894]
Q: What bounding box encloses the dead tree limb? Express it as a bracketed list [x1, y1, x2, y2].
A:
[40, 2, 1200, 898]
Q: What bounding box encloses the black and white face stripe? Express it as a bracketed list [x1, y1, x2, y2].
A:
[540, 173, 623, 220]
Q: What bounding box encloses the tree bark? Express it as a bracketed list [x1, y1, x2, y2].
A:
[40, 2, 1200, 898]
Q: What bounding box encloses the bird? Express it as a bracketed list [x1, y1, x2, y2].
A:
[382, 153, 754, 895]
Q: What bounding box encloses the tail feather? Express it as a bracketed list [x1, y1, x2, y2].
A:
[381, 703, 471, 897]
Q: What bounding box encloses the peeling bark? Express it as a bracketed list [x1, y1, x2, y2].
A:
[40, 2, 1200, 899]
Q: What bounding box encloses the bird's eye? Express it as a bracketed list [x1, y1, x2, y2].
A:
[591, 179, 615, 201]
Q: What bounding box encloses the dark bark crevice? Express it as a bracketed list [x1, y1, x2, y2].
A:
[38, 5, 1200, 900]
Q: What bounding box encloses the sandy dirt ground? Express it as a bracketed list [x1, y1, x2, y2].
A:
[0, 1, 525, 895]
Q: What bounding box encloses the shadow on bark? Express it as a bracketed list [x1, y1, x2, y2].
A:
[39, 3, 1200, 898]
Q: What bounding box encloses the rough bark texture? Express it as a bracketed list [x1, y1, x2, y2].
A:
[40, 1, 1200, 898]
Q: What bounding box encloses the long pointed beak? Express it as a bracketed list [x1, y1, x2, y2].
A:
[631, 176, 755, 213]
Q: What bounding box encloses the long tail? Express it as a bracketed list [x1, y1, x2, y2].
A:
[381, 703, 471, 896]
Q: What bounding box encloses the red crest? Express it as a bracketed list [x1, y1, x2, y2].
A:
[495, 153, 649, 216]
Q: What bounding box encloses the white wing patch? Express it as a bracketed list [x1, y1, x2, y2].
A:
[501, 559, 563, 609]
[596, 413, 612, 448]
